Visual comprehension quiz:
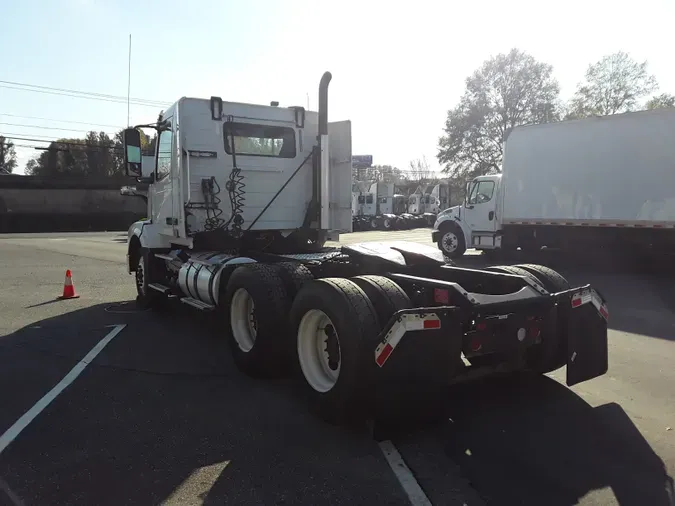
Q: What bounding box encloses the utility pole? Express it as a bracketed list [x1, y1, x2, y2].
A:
[127, 34, 132, 127]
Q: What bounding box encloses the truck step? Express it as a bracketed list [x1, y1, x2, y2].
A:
[180, 297, 215, 311]
[154, 253, 175, 261]
[148, 283, 172, 294]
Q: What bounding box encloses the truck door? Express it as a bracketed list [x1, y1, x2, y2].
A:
[150, 118, 175, 237]
[465, 179, 498, 233]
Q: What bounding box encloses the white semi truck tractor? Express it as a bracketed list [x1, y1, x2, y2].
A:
[122, 72, 609, 425]
[433, 108, 675, 259]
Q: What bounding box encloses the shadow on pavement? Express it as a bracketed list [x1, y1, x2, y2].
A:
[390, 375, 674, 506]
[0, 301, 409, 506]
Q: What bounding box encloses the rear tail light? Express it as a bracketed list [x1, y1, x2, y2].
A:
[434, 288, 449, 304]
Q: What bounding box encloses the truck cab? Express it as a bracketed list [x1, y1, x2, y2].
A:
[432, 174, 502, 258]
[122, 77, 352, 261]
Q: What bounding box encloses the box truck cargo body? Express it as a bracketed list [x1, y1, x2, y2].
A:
[432, 108, 675, 257]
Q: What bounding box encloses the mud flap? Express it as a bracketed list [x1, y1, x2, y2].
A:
[370, 307, 463, 421]
[564, 287, 609, 387]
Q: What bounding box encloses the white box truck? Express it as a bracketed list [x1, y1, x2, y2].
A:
[433, 107, 675, 258]
[120, 71, 608, 425]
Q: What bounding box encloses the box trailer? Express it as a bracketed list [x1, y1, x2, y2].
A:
[433, 107, 675, 258]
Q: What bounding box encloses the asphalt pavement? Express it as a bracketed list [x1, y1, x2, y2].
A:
[0, 230, 673, 506]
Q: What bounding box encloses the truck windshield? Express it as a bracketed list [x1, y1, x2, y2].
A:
[224, 122, 296, 158]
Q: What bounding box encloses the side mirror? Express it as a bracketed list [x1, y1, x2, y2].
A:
[123, 128, 143, 177]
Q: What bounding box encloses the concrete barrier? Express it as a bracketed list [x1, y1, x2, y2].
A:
[0, 176, 146, 233]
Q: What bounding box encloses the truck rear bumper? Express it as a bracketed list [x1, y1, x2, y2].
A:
[371, 284, 608, 388]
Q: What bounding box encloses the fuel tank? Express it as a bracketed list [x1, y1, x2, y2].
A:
[174, 251, 257, 306]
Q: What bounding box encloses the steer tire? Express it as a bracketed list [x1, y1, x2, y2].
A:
[437, 223, 466, 259]
[135, 249, 163, 309]
[223, 264, 291, 378]
[290, 278, 380, 425]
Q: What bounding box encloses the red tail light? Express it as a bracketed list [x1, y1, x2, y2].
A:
[433, 288, 449, 304]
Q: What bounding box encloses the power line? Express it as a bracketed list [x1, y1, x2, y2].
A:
[0, 84, 170, 108]
[0, 113, 124, 129]
[0, 79, 171, 106]
[1, 133, 69, 141]
[1, 135, 121, 148]
[0, 122, 118, 134]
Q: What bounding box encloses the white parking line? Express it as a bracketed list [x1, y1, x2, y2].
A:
[379, 440, 433, 506]
[0, 324, 126, 455]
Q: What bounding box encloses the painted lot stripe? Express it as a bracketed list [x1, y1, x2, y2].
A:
[0, 324, 126, 455]
[379, 440, 433, 506]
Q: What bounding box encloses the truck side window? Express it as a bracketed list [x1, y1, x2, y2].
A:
[156, 123, 173, 181]
[468, 181, 495, 205]
[366, 195, 374, 204]
[358, 195, 365, 204]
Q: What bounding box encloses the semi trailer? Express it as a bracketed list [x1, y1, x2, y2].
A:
[433, 108, 675, 258]
[122, 71, 609, 425]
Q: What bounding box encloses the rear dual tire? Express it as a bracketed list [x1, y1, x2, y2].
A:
[486, 263, 570, 373]
[223, 267, 449, 426]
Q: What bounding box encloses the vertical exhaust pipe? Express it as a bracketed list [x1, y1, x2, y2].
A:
[318, 71, 332, 229]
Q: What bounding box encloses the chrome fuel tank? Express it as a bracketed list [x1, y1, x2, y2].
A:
[175, 251, 257, 307]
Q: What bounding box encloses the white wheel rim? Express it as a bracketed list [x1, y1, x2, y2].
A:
[230, 288, 257, 352]
[442, 231, 458, 253]
[297, 309, 341, 393]
[384, 219, 390, 228]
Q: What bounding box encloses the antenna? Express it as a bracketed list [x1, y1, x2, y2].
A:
[127, 34, 132, 127]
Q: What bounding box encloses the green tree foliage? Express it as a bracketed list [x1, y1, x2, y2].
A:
[567, 51, 658, 118]
[437, 48, 560, 182]
[645, 93, 675, 110]
[0, 136, 18, 174]
[25, 129, 155, 177]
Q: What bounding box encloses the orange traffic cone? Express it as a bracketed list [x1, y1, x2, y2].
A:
[58, 269, 80, 300]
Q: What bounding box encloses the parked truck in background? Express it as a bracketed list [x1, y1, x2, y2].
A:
[352, 181, 407, 230]
[433, 108, 675, 258]
[122, 71, 609, 425]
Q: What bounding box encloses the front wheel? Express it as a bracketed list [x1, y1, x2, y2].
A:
[135, 249, 162, 309]
[437, 226, 466, 259]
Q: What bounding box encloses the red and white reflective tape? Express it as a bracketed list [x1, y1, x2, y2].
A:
[571, 288, 609, 321]
[505, 220, 675, 229]
[374, 313, 441, 368]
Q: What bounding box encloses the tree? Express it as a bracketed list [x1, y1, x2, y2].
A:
[0, 136, 18, 174]
[25, 129, 155, 177]
[646, 93, 675, 110]
[437, 48, 560, 182]
[567, 51, 658, 118]
[408, 157, 434, 181]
